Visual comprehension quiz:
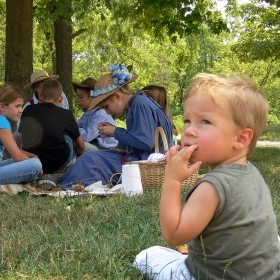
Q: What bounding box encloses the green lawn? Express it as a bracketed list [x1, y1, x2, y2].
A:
[259, 124, 280, 141]
[0, 125, 280, 279]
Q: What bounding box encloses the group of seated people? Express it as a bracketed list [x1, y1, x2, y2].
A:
[1, 65, 280, 279]
[0, 63, 175, 190]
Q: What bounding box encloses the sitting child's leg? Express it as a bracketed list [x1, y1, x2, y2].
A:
[0, 158, 41, 184]
[59, 134, 77, 169]
[84, 141, 100, 152]
[133, 246, 195, 280]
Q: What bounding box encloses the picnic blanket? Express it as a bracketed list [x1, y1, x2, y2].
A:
[0, 173, 205, 197]
[0, 183, 62, 196]
[0, 168, 68, 196]
[0, 181, 124, 197]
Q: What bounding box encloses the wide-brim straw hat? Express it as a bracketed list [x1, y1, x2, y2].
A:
[72, 77, 97, 92]
[87, 64, 138, 110]
[24, 70, 59, 90]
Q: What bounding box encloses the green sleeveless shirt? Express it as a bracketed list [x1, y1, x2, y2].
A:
[185, 162, 280, 279]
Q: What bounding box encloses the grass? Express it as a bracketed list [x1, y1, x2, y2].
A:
[259, 124, 280, 141]
[1, 126, 280, 279]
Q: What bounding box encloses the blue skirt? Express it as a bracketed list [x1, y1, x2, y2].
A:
[60, 150, 124, 190]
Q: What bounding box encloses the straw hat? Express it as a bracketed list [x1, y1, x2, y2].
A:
[87, 63, 138, 110]
[72, 77, 97, 92]
[24, 70, 59, 90]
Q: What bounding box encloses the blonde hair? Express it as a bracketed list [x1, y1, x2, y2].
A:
[142, 85, 178, 136]
[99, 85, 134, 105]
[186, 73, 268, 157]
[41, 79, 62, 101]
[118, 84, 134, 95]
[0, 84, 24, 105]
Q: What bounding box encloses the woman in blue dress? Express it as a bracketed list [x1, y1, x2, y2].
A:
[60, 63, 173, 190]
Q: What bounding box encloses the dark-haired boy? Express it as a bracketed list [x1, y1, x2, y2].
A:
[19, 79, 85, 174]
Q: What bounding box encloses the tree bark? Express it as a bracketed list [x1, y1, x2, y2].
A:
[5, 0, 33, 101]
[44, 31, 56, 74]
[54, 14, 73, 109]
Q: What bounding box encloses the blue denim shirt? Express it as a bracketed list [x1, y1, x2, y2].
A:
[77, 107, 118, 148]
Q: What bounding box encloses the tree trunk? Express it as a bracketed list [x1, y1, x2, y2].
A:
[44, 31, 56, 74]
[54, 14, 73, 110]
[5, 0, 33, 101]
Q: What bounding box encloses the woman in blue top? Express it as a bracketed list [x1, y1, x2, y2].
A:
[0, 84, 42, 184]
[60, 63, 173, 190]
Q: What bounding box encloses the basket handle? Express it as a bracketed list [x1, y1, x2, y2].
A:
[108, 172, 122, 187]
[155, 127, 169, 153]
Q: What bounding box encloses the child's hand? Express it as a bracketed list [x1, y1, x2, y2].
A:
[164, 144, 201, 184]
[97, 122, 116, 137]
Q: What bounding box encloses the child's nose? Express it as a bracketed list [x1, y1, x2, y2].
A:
[184, 124, 197, 137]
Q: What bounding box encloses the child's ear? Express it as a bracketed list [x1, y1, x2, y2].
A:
[234, 128, 253, 149]
[114, 92, 121, 101]
[38, 93, 43, 102]
[59, 95, 64, 103]
[0, 103, 5, 112]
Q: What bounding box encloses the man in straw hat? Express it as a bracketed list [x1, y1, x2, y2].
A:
[23, 69, 69, 110]
[60, 62, 173, 190]
[72, 77, 118, 151]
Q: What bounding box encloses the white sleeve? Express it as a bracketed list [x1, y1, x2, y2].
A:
[60, 91, 69, 109]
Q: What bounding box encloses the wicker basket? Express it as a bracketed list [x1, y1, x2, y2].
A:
[126, 127, 199, 189]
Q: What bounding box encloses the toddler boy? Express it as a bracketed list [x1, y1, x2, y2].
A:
[134, 73, 280, 279]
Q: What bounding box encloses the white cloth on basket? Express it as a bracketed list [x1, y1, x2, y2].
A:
[147, 153, 165, 162]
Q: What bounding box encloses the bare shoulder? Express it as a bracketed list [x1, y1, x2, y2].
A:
[171, 181, 221, 243]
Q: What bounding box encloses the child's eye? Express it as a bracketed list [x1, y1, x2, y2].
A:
[184, 119, 191, 124]
[202, 120, 210, 124]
